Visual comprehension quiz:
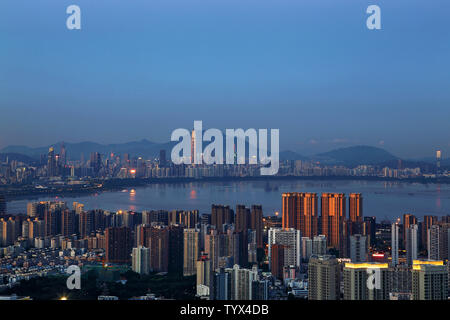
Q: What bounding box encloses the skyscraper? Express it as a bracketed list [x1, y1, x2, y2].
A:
[268, 228, 301, 270]
[321, 193, 346, 249]
[147, 225, 169, 272]
[403, 214, 417, 248]
[183, 228, 200, 276]
[205, 230, 220, 272]
[105, 227, 132, 264]
[196, 254, 212, 297]
[47, 147, 57, 177]
[406, 224, 418, 265]
[230, 264, 260, 300]
[412, 260, 448, 300]
[436, 150, 442, 173]
[282, 192, 318, 238]
[90, 152, 102, 176]
[423, 215, 437, 251]
[159, 149, 166, 167]
[428, 223, 450, 261]
[350, 234, 367, 263]
[282, 192, 299, 230]
[299, 193, 318, 238]
[1, 217, 17, 247]
[211, 205, 234, 232]
[61, 209, 75, 236]
[250, 205, 263, 249]
[191, 128, 197, 164]
[60, 142, 67, 166]
[168, 225, 184, 275]
[270, 244, 285, 280]
[391, 222, 400, 266]
[308, 255, 340, 300]
[79, 210, 95, 238]
[132, 246, 150, 275]
[349, 193, 363, 223]
[343, 262, 390, 300]
[235, 205, 251, 266]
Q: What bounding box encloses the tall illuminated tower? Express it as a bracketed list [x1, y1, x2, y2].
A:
[436, 150, 442, 173]
[191, 129, 196, 164]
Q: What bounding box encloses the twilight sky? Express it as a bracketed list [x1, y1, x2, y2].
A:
[0, 0, 449, 158]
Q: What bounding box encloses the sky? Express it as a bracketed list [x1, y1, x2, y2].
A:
[0, 0, 449, 158]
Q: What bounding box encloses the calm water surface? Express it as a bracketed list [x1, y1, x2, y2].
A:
[6, 180, 450, 220]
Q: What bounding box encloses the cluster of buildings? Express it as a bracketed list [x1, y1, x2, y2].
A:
[0, 146, 447, 187]
[0, 191, 449, 300]
[277, 192, 450, 300]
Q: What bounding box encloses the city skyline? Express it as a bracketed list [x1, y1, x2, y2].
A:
[1, 0, 450, 158]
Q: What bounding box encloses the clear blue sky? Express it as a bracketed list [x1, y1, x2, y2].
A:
[0, 0, 449, 158]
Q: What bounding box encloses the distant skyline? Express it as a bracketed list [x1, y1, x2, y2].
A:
[1, 0, 450, 158]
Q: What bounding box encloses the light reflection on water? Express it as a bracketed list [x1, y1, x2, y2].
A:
[5, 180, 450, 220]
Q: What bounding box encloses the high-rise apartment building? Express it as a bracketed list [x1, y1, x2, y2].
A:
[147, 225, 169, 272]
[168, 225, 184, 275]
[343, 262, 390, 300]
[105, 227, 132, 263]
[282, 193, 318, 238]
[350, 234, 367, 263]
[250, 205, 263, 249]
[230, 264, 260, 300]
[308, 255, 340, 300]
[403, 214, 417, 248]
[423, 215, 437, 251]
[412, 260, 448, 300]
[349, 193, 363, 223]
[132, 246, 150, 275]
[321, 193, 346, 249]
[428, 223, 450, 261]
[270, 244, 285, 280]
[268, 228, 301, 270]
[211, 205, 234, 232]
[61, 209, 75, 236]
[391, 222, 400, 266]
[183, 228, 200, 276]
[406, 224, 418, 265]
[196, 254, 212, 297]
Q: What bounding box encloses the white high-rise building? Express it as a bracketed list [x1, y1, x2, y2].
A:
[428, 225, 440, 260]
[132, 246, 150, 275]
[406, 224, 418, 265]
[230, 264, 259, 300]
[268, 228, 301, 270]
[391, 222, 399, 266]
